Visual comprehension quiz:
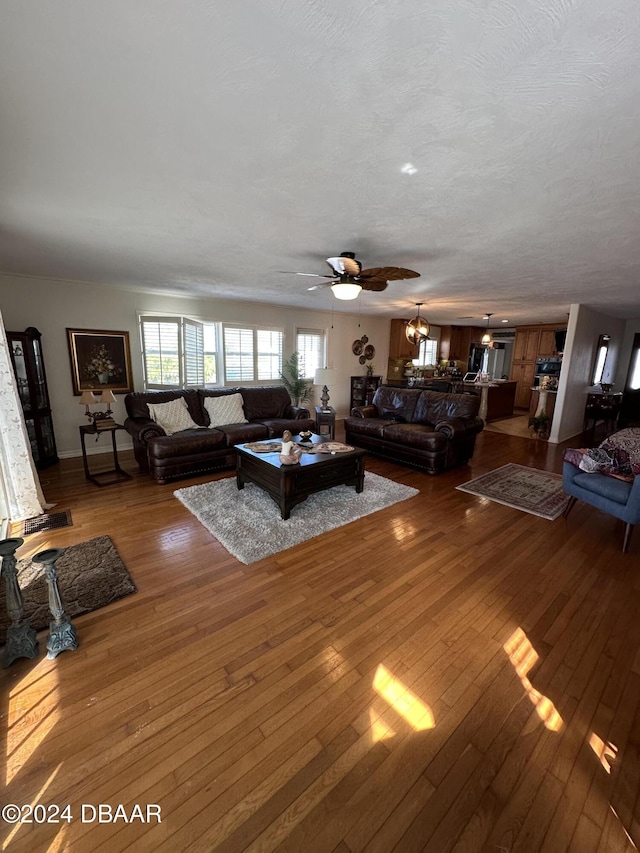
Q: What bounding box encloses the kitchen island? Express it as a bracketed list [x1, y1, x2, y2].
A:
[462, 381, 517, 421]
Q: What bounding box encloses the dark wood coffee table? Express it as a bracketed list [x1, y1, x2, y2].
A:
[235, 434, 366, 520]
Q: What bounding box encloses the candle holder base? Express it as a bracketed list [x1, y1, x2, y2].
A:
[3, 622, 38, 668]
[46, 621, 79, 659]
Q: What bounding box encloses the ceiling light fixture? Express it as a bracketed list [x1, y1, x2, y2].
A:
[481, 313, 493, 346]
[406, 303, 430, 346]
[330, 282, 362, 301]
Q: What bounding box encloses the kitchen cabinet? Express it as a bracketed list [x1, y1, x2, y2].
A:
[441, 325, 485, 362]
[511, 362, 536, 408]
[389, 319, 419, 360]
[7, 326, 59, 469]
[510, 324, 567, 408]
[350, 375, 382, 410]
[538, 329, 559, 357]
[513, 328, 540, 362]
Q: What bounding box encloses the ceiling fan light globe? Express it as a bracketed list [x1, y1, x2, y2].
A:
[331, 282, 362, 300]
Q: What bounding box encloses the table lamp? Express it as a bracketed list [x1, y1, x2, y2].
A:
[314, 368, 335, 410]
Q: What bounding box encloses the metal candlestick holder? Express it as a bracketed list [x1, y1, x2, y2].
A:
[32, 548, 79, 659]
[1, 537, 38, 667]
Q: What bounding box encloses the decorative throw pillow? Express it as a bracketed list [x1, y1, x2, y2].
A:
[203, 393, 247, 427]
[147, 397, 200, 435]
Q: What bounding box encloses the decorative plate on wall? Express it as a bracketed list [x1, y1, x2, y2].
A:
[359, 355, 366, 364]
[364, 344, 375, 360]
[352, 340, 363, 356]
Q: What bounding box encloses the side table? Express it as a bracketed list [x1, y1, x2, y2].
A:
[315, 405, 336, 440]
[79, 423, 133, 487]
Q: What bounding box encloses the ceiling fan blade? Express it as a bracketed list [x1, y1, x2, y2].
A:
[278, 271, 337, 279]
[307, 282, 331, 291]
[359, 266, 420, 282]
[360, 280, 388, 292]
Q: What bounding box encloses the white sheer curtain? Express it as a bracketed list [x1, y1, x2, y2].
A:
[0, 310, 46, 522]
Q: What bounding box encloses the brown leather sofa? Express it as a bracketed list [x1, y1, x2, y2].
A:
[124, 386, 315, 483]
[345, 385, 484, 474]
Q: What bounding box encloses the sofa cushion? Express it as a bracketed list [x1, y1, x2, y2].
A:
[147, 397, 201, 435]
[345, 417, 396, 438]
[147, 428, 227, 459]
[382, 423, 447, 451]
[573, 471, 632, 505]
[241, 386, 291, 420]
[371, 387, 422, 422]
[413, 390, 480, 425]
[126, 389, 205, 424]
[259, 417, 316, 438]
[203, 392, 248, 427]
[216, 422, 269, 446]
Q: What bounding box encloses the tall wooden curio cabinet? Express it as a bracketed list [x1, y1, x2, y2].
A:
[7, 327, 59, 469]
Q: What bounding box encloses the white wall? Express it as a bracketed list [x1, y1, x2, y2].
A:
[0, 275, 391, 457]
[550, 304, 626, 443]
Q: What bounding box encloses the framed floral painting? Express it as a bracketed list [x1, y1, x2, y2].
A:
[67, 329, 133, 395]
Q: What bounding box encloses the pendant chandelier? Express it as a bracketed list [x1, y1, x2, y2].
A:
[405, 303, 430, 346]
[481, 313, 493, 346]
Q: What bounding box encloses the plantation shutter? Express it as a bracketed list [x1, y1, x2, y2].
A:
[140, 316, 181, 388]
[183, 318, 205, 386]
[296, 329, 324, 379]
[256, 330, 283, 380]
[224, 326, 255, 383]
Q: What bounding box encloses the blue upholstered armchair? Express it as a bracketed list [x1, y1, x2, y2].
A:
[563, 461, 640, 553]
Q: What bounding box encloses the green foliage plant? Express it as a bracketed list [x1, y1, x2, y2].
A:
[280, 351, 314, 406]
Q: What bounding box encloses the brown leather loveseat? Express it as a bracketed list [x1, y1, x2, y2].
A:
[124, 386, 315, 483]
[345, 385, 484, 474]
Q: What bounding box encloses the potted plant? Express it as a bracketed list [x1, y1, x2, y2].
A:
[280, 352, 314, 406]
[529, 412, 550, 440]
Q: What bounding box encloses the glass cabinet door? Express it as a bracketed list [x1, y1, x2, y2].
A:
[7, 327, 58, 469]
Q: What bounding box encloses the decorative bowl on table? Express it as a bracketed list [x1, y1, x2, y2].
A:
[299, 430, 313, 441]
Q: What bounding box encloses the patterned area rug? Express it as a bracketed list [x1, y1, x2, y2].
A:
[456, 463, 570, 520]
[0, 535, 137, 635]
[174, 472, 419, 564]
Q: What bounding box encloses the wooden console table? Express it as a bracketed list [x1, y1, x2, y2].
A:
[583, 392, 623, 435]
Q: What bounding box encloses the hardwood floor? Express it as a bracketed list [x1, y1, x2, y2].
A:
[2, 427, 640, 852]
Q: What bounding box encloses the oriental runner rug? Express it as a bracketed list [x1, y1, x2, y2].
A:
[456, 463, 570, 521]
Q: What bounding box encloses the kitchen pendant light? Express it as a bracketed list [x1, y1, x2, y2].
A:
[481, 313, 493, 346]
[406, 303, 430, 346]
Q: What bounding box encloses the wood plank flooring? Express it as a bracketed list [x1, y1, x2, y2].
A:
[2, 426, 640, 852]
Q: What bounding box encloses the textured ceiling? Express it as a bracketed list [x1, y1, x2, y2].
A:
[1, 1, 639, 325]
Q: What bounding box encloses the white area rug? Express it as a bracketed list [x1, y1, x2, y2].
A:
[174, 473, 419, 564]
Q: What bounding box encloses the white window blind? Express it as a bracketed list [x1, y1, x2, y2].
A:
[257, 330, 283, 380]
[223, 325, 283, 383]
[415, 337, 439, 367]
[183, 319, 204, 386]
[141, 317, 181, 388]
[140, 315, 215, 389]
[224, 327, 255, 383]
[297, 329, 325, 378]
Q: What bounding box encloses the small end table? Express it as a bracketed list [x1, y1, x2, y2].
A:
[80, 423, 133, 487]
[315, 405, 336, 440]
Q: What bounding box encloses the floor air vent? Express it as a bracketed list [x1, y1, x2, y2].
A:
[21, 510, 73, 536]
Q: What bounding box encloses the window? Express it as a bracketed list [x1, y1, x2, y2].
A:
[592, 334, 610, 385]
[140, 315, 218, 389]
[296, 329, 325, 378]
[223, 325, 283, 383]
[414, 337, 439, 367]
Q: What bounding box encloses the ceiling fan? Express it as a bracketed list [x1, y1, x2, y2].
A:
[281, 251, 420, 300]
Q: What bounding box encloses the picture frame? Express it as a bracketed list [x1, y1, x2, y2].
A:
[67, 328, 133, 395]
